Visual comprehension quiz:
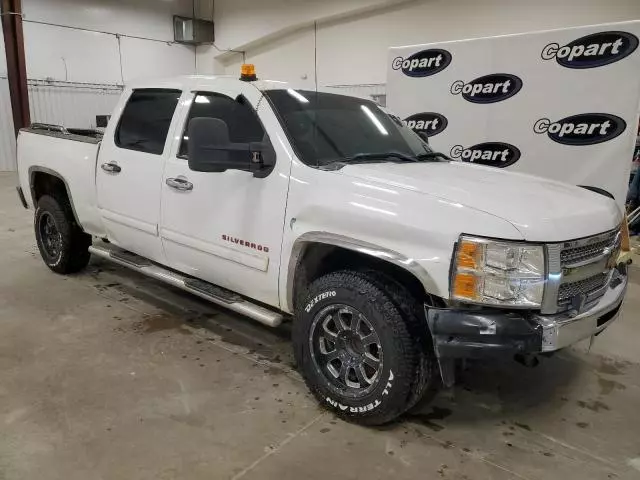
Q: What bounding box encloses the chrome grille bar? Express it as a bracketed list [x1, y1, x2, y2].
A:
[542, 227, 621, 315]
[541, 243, 562, 315]
[560, 229, 620, 267]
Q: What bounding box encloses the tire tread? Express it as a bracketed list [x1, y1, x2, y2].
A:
[355, 270, 440, 411]
[35, 194, 91, 274]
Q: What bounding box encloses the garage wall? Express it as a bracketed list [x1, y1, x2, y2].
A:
[21, 0, 198, 84]
[204, 0, 640, 88]
[23, 0, 193, 41]
[0, 19, 17, 172]
[0, 0, 203, 171]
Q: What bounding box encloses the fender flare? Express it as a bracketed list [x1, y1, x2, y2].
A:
[285, 231, 438, 312]
[578, 185, 615, 200]
[28, 166, 82, 226]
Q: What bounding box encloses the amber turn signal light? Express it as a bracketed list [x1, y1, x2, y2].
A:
[453, 272, 477, 299]
[456, 240, 480, 269]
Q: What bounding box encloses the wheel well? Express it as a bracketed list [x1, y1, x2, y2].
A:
[31, 171, 68, 203]
[292, 242, 442, 311]
[30, 171, 80, 225]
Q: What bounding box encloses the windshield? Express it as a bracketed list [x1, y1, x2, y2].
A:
[264, 89, 434, 167]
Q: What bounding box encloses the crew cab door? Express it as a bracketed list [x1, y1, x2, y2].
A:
[97, 88, 182, 262]
[159, 87, 290, 307]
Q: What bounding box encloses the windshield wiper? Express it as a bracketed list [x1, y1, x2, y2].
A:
[322, 151, 449, 170]
[343, 152, 418, 163]
[415, 151, 450, 161]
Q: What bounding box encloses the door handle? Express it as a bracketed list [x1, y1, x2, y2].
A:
[166, 177, 193, 191]
[101, 162, 121, 173]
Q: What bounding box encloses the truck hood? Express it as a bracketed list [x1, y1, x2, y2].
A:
[338, 161, 622, 242]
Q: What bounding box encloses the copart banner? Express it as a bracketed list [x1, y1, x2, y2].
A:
[387, 21, 640, 208]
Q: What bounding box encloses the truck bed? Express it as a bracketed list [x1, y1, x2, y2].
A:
[21, 123, 103, 143]
[17, 124, 105, 236]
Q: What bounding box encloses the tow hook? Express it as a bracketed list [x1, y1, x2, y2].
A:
[514, 353, 539, 368]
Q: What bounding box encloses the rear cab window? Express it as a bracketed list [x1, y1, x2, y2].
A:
[115, 89, 181, 155]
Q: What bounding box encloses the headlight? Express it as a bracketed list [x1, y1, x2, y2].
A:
[451, 235, 545, 307]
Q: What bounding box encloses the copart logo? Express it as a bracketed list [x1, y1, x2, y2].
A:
[403, 112, 448, 137]
[541, 31, 639, 68]
[450, 74, 523, 104]
[450, 142, 521, 167]
[533, 113, 627, 146]
[392, 49, 452, 77]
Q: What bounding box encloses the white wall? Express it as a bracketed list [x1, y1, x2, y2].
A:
[204, 0, 640, 87]
[219, 27, 317, 88]
[23, 0, 193, 43]
[21, 0, 199, 84]
[22, 21, 123, 84]
[1, 0, 205, 170]
[119, 37, 195, 82]
[212, 0, 408, 52]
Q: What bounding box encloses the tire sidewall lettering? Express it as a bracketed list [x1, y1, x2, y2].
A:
[324, 369, 395, 412]
[304, 290, 337, 313]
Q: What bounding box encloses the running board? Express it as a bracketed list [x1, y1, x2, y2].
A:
[88, 244, 283, 327]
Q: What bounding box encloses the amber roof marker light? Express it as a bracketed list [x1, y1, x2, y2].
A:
[240, 64, 257, 82]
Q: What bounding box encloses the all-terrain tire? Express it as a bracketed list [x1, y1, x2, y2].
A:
[357, 270, 440, 411]
[293, 270, 420, 425]
[34, 194, 91, 274]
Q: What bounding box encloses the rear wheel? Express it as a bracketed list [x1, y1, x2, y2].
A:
[34, 195, 91, 274]
[294, 270, 420, 425]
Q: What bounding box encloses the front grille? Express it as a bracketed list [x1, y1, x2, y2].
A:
[542, 227, 621, 314]
[557, 272, 608, 306]
[560, 230, 619, 266]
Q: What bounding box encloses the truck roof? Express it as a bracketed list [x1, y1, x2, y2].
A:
[125, 75, 292, 94]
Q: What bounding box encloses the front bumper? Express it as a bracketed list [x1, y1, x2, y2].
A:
[426, 263, 627, 359]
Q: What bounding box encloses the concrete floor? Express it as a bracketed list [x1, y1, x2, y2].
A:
[1, 172, 640, 480]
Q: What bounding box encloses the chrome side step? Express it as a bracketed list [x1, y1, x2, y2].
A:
[88, 244, 283, 327]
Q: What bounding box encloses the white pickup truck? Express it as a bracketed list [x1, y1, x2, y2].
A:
[16, 72, 628, 425]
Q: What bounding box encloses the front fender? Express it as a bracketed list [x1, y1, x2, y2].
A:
[284, 231, 440, 313]
[278, 160, 524, 313]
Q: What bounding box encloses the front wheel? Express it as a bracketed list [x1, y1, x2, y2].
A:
[294, 271, 420, 425]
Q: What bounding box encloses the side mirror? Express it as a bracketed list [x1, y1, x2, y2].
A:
[187, 117, 275, 177]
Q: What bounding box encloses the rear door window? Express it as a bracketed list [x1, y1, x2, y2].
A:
[115, 89, 181, 155]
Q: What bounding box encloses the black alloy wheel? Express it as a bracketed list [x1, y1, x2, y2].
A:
[310, 304, 383, 397]
[38, 211, 63, 260]
[34, 194, 92, 273]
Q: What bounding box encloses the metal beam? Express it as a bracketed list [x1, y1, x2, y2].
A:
[1, 0, 30, 136]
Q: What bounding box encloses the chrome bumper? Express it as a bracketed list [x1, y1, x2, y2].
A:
[535, 267, 627, 352]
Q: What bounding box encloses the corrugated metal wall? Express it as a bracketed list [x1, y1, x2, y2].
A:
[0, 79, 123, 171]
[0, 78, 17, 171]
[27, 79, 122, 129]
